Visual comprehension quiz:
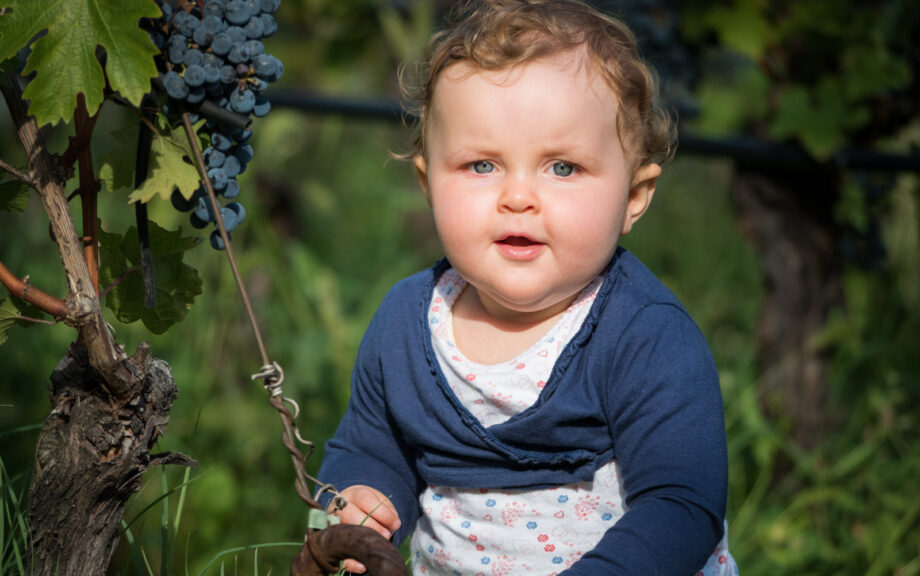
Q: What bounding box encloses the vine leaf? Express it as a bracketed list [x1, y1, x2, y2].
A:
[100, 122, 204, 203]
[0, 0, 161, 126]
[0, 297, 43, 346]
[0, 178, 29, 212]
[98, 222, 203, 335]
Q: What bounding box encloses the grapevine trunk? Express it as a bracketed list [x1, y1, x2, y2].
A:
[27, 342, 193, 576]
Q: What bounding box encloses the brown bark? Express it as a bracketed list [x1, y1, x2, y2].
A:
[730, 168, 843, 450]
[28, 343, 195, 576]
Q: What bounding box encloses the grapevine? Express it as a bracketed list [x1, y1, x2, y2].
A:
[145, 0, 284, 250]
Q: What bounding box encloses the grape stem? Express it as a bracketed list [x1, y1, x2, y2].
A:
[74, 95, 101, 295]
[179, 108, 322, 511]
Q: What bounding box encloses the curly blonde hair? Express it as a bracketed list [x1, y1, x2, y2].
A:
[400, 0, 675, 172]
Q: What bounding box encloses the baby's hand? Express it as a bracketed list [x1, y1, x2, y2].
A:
[329, 485, 401, 574]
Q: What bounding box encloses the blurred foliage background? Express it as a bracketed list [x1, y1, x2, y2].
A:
[2, 0, 920, 575]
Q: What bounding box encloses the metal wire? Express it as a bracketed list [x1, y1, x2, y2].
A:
[180, 110, 341, 513]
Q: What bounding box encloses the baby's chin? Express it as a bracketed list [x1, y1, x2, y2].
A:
[471, 285, 583, 325]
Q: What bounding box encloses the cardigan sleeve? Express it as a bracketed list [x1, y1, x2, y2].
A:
[316, 304, 424, 546]
[562, 303, 728, 576]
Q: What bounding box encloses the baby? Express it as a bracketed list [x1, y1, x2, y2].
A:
[317, 1, 737, 574]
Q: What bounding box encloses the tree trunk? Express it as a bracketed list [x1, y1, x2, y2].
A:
[729, 168, 843, 450]
[28, 343, 194, 576]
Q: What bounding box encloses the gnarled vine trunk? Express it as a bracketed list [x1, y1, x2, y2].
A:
[730, 167, 843, 450]
[27, 343, 193, 576]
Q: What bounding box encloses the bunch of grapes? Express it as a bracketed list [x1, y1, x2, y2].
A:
[151, 0, 284, 250]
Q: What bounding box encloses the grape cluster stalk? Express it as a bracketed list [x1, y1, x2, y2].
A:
[147, 0, 283, 249]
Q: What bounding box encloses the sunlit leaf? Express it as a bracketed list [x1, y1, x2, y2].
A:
[99, 122, 204, 204]
[0, 0, 161, 126]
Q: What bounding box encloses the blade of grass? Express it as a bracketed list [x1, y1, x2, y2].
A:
[0, 423, 42, 440]
[866, 491, 920, 576]
[1, 463, 30, 576]
[141, 547, 156, 576]
[161, 468, 171, 575]
[194, 542, 302, 576]
[169, 466, 193, 571]
[1, 462, 6, 576]
[124, 473, 202, 532]
[121, 520, 149, 576]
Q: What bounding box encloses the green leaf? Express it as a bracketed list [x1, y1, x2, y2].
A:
[692, 59, 769, 136]
[0, 179, 29, 212]
[769, 79, 869, 160]
[0, 298, 18, 345]
[100, 122, 204, 204]
[704, 4, 769, 60]
[842, 45, 912, 101]
[98, 222, 203, 334]
[98, 125, 139, 195]
[128, 124, 203, 204]
[0, 0, 161, 127]
[0, 297, 44, 345]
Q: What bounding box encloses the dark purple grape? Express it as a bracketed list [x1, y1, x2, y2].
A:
[211, 32, 232, 55]
[220, 206, 240, 232]
[194, 196, 216, 222]
[207, 167, 228, 191]
[184, 48, 204, 67]
[223, 178, 240, 199]
[211, 131, 233, 151]
[190, 212, 209, 229]
[184, 64, 206, 87]
[224, 1, 252, 26]
[253, 95, 270, 117]
[209, 229, 230, 250]
[259, 13, 277, 37]
[259, 0, 280, 13]
[170, 188, 196, 212]
[243, 16, 264, 39]
[229, 87, 255, 114]
[223, 155, 241, 177]
[227, 43, 250, 65]
[163, 71, 189, 99]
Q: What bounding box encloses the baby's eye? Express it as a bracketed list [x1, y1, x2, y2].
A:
[551, 162, 575, 177]
[470, 160, 495, 174]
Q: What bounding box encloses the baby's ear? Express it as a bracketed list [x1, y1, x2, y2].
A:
[622, 163, 661, 235]
[414, 155, 431, 205]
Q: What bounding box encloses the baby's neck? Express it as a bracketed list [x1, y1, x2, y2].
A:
[451, 286, 574, 364]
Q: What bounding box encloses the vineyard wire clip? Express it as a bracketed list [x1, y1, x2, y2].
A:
[306, 508, 341, 531]
[315, 483, 348, 513]
[251, 361, 284, 397]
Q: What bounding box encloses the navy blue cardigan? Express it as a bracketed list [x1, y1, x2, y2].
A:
[318, 248, 728, 575]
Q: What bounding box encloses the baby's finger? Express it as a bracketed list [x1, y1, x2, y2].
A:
[346, 490, 401, 533]
[342, 559, 367, 574]
[337, 508, 392, 540]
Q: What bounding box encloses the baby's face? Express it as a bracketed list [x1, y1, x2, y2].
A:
[417, 51, 655, 321]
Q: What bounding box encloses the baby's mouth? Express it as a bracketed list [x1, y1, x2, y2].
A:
[498, 235, 540, 247]
[495, 235, 545, 259]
